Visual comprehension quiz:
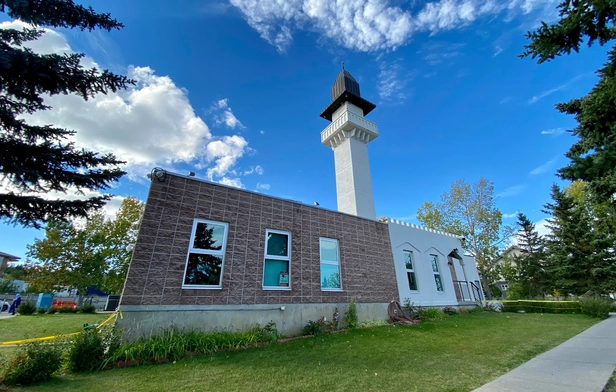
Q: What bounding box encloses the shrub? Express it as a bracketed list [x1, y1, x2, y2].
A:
[81, 303, 96, 313]
[358, 319, 388, 328]
[68, 328, 119, 372]
[442, 306, 458, 315]
[402, 298, 420, 320]
[303, 317, 327, 336]
[458, 307, 470, 314]
[17, 301, 36, 315]
[506, 283, 524, 300]
[580, 296, 613, 319]
[1, 342, 64, 385]
[58, 305, 74, 313]
[420, 307, 446, 320]
[501, 300, 580, 314]
[36, 307, 47, 315]
[46, 306, 58, 314]
[468, 306, 483, 313]
[345, 299, 358, 329]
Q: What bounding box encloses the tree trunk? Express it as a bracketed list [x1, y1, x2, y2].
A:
[481, 274, 493, 300]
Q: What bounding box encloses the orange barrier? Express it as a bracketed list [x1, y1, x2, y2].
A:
[51, 301, 77, 307]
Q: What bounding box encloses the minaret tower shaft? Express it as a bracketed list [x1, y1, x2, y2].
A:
[320, 65, 378, 220]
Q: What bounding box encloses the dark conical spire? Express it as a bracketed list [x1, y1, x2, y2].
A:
[320, 66, 376, 121]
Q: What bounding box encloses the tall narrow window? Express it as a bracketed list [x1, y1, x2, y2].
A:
[183, 219, 228, 289]
[430, 254, 444, 292]
[263, 230, 291, 289]
[403, 250, 418, 291]
[320, 238, 342, 290]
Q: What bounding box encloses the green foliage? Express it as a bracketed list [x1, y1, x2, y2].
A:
[0, 342, 64, 385]
[81, 303, 96, 313]
[26, 196, 144, 299]
[17, 300, 36, 315]
[509, 213, 549, 298]
[419, 307, 446, 320]
[58, 305, 75, 313]
[506, 283, 524, 300]
[416, 178, 514, 299]
[345, 299, 358, 329]
[358, 319, 389, 328]
[579, 296, 613, 319]
[442, 306, 458, 315]
[106, 324, 279, 367]
[468, 306, 484, 314]
[46, 306, 59, 314]
[303, 317, 327, 336]
[543, 184, 616, 295]
[36, 307, 46, 314]
[0, 278, 17, 293]
[68, 328, 119, 372]
[0, 1, 134, 228]
[501, 300, 580, 314]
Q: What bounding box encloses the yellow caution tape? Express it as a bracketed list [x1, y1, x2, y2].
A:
[1, 311, 120, 346]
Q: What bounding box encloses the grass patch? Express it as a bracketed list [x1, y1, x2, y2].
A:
[9, 312, 598, 392]
[0, 313, 108, 343]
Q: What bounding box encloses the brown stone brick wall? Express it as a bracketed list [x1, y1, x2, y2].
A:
[120, 173, 399, 307]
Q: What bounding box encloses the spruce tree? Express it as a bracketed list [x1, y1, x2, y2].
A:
[512, 212, 547, 298]
[0, 0, 133, 228]
[543, 184, 616, 295]
[520, 0, 616, 207]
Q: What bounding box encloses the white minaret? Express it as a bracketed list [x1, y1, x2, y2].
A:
[320, 65, 378, 220]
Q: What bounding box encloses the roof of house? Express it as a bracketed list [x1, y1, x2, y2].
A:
[0, 251, 20, 261]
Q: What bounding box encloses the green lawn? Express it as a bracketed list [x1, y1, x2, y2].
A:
[10, 312, 598, 392]
[0, 313, 110, 343]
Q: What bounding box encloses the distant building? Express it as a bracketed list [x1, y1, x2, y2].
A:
[492, 245, 522, 298]
[0, 251, 20, 277]
[117, 67, 484, 339]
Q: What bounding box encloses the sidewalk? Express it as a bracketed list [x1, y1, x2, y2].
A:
[474, 313, 616, 392]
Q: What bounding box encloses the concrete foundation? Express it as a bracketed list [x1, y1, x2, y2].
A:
[117, 302, 390, 340]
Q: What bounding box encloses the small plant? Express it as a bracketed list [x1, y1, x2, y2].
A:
[68, 327, 119, 372]
[81, 303, 96, 313]
[16, 301, 36, 315]
[303, 317, 327, 336]
[420, 307, 446, 320]
[36, 307, 47, 315]
[358, 319, 388, 328]
[580, 296, 613, 319]
[402, 298, 420, 320]
[345, 299, 358, 329]
[72, 306, 81, 313]
[46, 306, 59, 314]
[58, 305, 74, 313]
[0, 342, 64, 385]
[468, 306, 484, 313]
[258, 321, 280, 342]
[442, 306, 458, 315]
[458, 307, 470, 314]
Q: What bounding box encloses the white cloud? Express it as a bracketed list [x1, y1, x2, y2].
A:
[219, 177, 245, 189]
[541, 127, 565, 136]
[377, 60, 414, 101]
[503, 212, 518, 219]
[204, 136, 249, 179]
[229, 0, 558, 52]
[528, 75, 585, 104]
[496, 185, 526, 198]
[493, 45, 503, 56]
[1, 21, 249, 183]
[210, 99, 245, 129]
[243, 165, 264, 175]
[534, 218, 551, 237]
[260, 130, 265, 135]
[256, 182, 271, 190]
[530, 157, 558, 175]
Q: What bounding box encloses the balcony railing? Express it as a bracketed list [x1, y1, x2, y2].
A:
[453, 280, 483, 303]
[321, 110, 378, 144]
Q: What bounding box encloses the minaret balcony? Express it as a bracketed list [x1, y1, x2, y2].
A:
[321, 110, 378, 147]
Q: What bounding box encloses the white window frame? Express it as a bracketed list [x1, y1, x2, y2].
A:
[182, 219, 229, 289]
[319, 238, 342, 291]
[430, 254, 444, 292]
[262, 229, 292, 291]
[403, 250, 419, 292]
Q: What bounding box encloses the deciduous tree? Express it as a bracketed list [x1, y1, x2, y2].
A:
[0, 0, 133, 228]
[416, 178, 512, 299]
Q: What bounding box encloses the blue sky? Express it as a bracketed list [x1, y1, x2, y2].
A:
[0, 0, 609, 261]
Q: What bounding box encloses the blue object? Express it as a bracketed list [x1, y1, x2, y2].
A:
[36, 293, 54, 310]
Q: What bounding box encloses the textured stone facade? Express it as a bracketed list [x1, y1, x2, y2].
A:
[120, 172, 399, 308]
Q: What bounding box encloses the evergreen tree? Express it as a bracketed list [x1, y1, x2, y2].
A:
[512, 212, 547, 298]
[543, 184, 616, 295]
[0, 0, 133, 228]
[520, 0, 616, 207]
